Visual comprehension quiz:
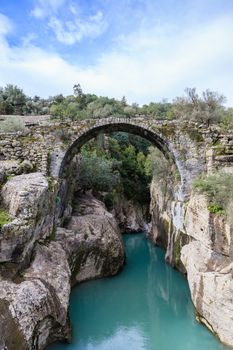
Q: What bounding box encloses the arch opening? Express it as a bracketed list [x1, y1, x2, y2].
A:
[55, 120, 183, 246]
[58, 122, 178, 179]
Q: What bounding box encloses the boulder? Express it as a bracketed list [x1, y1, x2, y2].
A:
[0, 173, 56, 264]
[181, 241, 233, 347]
[0, 241, 71, 350]
[57, 192, 125, 284]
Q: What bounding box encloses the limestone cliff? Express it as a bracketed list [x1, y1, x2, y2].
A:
[149, 176, 188, 271]
[0, 173, 57, 272]
[181, 193, 233, 347]
[112, 193, 149, 233]
[0, 175, 124, 350]
[0, 242, 71, 350]
[150, 174, 233, 347]
[1, 163, 233, 348]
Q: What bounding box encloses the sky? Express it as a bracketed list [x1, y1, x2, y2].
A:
[0, 0, 233, 105]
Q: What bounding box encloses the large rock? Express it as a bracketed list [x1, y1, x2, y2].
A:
[2, 172, 48, 218]
[58, 193, 125, 284]
[0, 192, 125, 350]
[0, 160, 21, 184]
[0, 173, 57, 264]
[181, 192, 233, 347]
[185, 193, 231, 255]
[0, 160, 34, 186]
[112, 194, 149, 232]
[181, 241, 233, 347]
[0, 242, 71, 350]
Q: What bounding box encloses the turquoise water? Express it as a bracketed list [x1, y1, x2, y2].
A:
[47, 233, 228, 350]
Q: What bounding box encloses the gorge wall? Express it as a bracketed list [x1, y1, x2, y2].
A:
[0, 173, 124, 350]
[149, 175, 233, 347]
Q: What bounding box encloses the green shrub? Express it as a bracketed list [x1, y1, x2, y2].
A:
[77, 153, 120, 192]
[0, 116, 25, 132]
[103, 192, 115, 210]
[193, 172, 233, 216]
[0, 209, 11, 229]
[207, 204, 226, 215]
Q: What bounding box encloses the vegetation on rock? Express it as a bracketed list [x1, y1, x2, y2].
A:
[193, 172, 233, 215]
[0, 208, 11, 229]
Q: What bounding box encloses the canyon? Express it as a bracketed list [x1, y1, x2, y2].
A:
[0, 117, 233, 349]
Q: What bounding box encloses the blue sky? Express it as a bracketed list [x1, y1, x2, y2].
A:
[0, 0, 233, 105]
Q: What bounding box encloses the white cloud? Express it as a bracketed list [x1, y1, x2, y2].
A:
[31, 0, 65, 19]
[0, 12, 233, 106]
[48, 10, 106, 45]
[31, 7, 45, 19]
[31, 0, 107, 44]
[0, 13, 13, 35]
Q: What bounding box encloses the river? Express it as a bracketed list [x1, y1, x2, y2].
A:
[46, 233, 228, 350]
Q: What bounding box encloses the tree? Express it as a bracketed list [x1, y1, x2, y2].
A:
[2, 84, 27, 114]
[53, 94, 65, 104]
[73, 83, 83, 98]
[121, 96, 127, 106]
[77, 153, 120, 192]
[172, 87, 226, 125]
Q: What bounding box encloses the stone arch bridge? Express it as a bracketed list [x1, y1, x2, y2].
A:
[0, 116, 232, 198]
[1, 116, 233, 348]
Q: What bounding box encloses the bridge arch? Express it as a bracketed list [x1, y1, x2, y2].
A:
[58, 118, 178, 180]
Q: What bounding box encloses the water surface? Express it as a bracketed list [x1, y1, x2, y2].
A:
[47, 233, 228, 350]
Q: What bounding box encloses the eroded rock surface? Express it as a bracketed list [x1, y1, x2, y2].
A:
[0, 242, 71, 350]
[0, 187, 124, 350]
[60, 192, 125, 284]
[0, 173, 56, 265]
[181, 193, 233, 347]
[112, 194, 149, 232]
[150, 173, 233, 347]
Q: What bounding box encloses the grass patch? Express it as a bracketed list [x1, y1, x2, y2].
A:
[207, 203, 226, 215]
[0, 208, 11, 229]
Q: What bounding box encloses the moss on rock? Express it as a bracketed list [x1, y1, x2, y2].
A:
[0, 208, 11, 229]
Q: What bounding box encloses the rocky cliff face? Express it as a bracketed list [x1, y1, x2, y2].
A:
[0, 175, 124, 350]
[0, 242, 71, 350]
[150, 175, 233, 347]
[0, 173, 58, 274]
[1, 161, 233, 348]
[58, 192, 125, 284]
[149, 176, 188, 271]
[181, 193, 233, 347]
[112, 193, 149, 233]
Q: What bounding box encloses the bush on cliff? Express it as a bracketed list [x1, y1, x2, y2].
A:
[193, 172, 233, 215]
